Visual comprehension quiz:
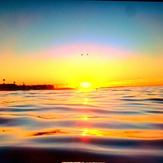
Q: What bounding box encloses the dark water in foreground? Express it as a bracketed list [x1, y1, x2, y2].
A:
[0, 86, 163, 163]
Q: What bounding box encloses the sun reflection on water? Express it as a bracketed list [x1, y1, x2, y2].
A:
[0, 87, 163, 160]
[83, 98, 89, 105]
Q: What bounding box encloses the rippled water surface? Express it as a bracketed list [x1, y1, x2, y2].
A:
[0, 86, 163, 162]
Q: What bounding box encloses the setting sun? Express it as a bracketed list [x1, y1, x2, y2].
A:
[80, 82, 92, 89]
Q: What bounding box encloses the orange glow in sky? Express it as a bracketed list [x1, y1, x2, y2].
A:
[0, 1, 163, 88]
[1, 48, 163, 88]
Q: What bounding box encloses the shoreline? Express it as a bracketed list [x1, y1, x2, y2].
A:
[0, 84, 74, 91]
[0, 83, 163, 91]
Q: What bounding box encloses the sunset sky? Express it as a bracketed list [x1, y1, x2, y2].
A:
[0, 1, 163, 87]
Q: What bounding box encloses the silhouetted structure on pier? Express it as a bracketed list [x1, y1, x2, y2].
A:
[0, 84, 54, 91]
[0, 83, 73, 91]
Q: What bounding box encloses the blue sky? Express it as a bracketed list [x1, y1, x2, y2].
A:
[0, 1, 163, 86]
[0, 1, 162, 56]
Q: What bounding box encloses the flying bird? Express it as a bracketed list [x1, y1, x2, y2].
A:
[81, 53, 89, 56]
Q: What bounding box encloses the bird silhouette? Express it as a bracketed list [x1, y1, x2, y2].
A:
[81, 53, 89, 56]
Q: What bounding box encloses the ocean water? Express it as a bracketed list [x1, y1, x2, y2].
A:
[0, 86, 163, 163]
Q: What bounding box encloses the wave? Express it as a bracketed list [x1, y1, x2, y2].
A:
[0, 86, 163, 162]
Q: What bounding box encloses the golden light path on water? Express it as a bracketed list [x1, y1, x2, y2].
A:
[0, 86, 163, 161]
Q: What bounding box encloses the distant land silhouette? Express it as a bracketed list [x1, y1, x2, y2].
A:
[0, 83, 74, 91]
[1, 82, 162, 91]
